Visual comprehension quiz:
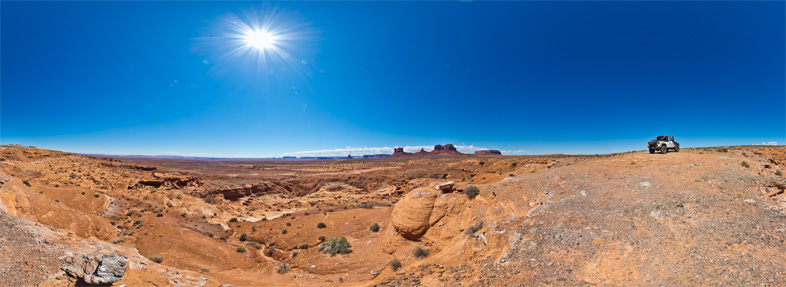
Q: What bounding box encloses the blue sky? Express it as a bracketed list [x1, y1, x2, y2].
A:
[2, 1, 784, 157]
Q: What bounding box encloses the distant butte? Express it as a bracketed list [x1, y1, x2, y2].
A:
[475, 149, 502, 155]
[390, 144, 466, 157]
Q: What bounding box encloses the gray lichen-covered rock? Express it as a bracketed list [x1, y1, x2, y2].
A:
[61, 253, 127, 285]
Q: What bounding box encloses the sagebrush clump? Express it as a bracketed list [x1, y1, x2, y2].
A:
[389, 259, 402, 271]
[464, 221, 483, 235]
[319, 236, 352, 256]
[464, 185, 480, 199]
[412, 246, 429, 259]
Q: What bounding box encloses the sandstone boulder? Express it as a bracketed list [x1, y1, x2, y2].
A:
[391, 187, 439, 240]
[61, 254, 127, 285]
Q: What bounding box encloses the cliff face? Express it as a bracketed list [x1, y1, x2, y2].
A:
[475, 150, 502, 155]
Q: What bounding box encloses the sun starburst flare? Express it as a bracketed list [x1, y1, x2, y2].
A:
[198, 5, 318, 86]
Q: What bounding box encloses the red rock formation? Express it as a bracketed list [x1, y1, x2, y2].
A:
[475, 150, 502, 155]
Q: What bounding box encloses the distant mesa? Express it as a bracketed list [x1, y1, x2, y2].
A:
[391, 144, 465, 157]
[475, 149, 502, 155]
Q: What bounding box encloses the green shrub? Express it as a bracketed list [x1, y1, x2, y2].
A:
[464, 185, 480, 199]
[412, 246, 429, 259]
[229, 218, 238, 223]
[369, 223, 380, 232]
[319, 237, 352, 256]
[247, 242, 262, 249]
[239, 233, 247, 241]
[776, 170, 783, 176]
[204, 196, 216, 204]
[236, 247, 246, 253]
[319, 236, 326, 242]
[317, 222, 327, 229]
[199, 267, 210, 273]
[22, 180, 31, 187]
[297, 243, 309, 249]
[266, 247, 275, 256]
[742, 161, 750, 168]
[148, 254, 164, 264]
[389, 259, 402, 271]
[282, 229, 288, 234]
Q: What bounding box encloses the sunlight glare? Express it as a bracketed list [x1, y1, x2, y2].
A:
[245, 29, 277, 50]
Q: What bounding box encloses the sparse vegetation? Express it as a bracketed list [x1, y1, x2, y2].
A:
[464, 221, 483, 236]
[742, 161, 750, 168]
[464, 185, 480, 199]
[239, 233, 247, 241]
[412, 246, 429, 258]
[229, 218, 238, 223]
[199, 267, 210, 273]
[22, 180, 31, 187]
[236, 247, 246, 253]
[277, 264, 290, 274]
[148, 254, 164, 264]
[204, 196, 216, 204]
[317, 222, 327, 229]
[389, 259, 402, 271]
[776, 170, 783, 176]
[319, 236, 352, 256]
[266, 247, 275, 256]
[297, 243, 309, 249]
[319, 236, 326, 242]
[369, 223, 380, 232]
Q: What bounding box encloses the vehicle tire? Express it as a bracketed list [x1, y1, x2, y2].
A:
[674, 144, 680, 152]
[649, 148, 655, 154]
[661, 145, 668, 154]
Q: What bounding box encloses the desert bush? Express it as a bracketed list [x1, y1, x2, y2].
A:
[369, 223, 380, 232]
[203, 196, 216, 204]
[319, 237, 352, 256]
[742, 161, 750, 168]
[411, 246, 429, 259]
[282, 229, 288, 234]
[716, 147, 729, 152]
[239, 233, 247, 241]
[22, 180, 31, 187]
[292, 251, 298, 258]
[94, 193, 100, 198]
[319, 236, 326, 241]
[236, 247, 246, 253]
[464, 185, 480, 199]
[317, 222, 327, 229]
[247, 242, 262, 249]
[297, 243, 309, 249]
[156, 213, 163, 217]
[389, 259, 402, 271]
[229, 218, 238, 223]
[776, 170, 783, 176]
[464, 221, 483, 236]
[359, 202, 374, 209]
[266, 247, 275, 256]
[148, 254, 164, 264]
[199, 267, 210, 273]
[277, 264, 290, 274]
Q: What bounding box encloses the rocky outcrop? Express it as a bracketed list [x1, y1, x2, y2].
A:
[475, 150, 502, 155]
[390, 187, 439, 240]
[390, 144, 466, 157]
[198, 181, 293, 200]
[61, 254, 127, 285]
[133, 172, 201, 188]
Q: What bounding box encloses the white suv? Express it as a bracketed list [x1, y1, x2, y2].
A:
[648, 136, 680, 154]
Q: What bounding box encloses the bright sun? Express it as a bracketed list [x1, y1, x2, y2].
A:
[245, 29, 277, 50]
